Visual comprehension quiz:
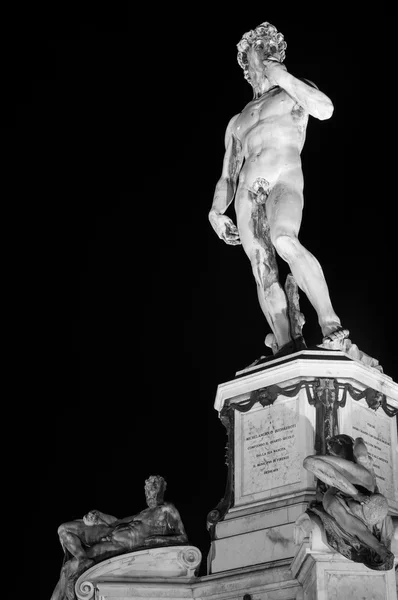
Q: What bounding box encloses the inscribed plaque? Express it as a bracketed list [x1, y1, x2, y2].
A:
[240, 399, 301, 497]
[351, 402, 396, 501]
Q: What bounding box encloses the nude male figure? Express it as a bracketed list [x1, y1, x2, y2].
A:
[85, 476, 187, 560]
[209, 22, 348, 354]
[51, 476, 187, 600]
[56, 476, 187, 562]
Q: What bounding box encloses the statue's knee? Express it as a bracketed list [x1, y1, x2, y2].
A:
[273, 234, 299, 261]
[303, 456, 316, 473]
[58, 522, 76, 539]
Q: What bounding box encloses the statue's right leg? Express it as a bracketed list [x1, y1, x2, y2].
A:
[235, 188, 291, 350]
[58, 520, 88, 560]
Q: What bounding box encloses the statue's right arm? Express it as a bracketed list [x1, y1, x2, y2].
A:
[84, 510, 119, 526]
[114, 512, 140, 525]
[96, 511, 119, 525]
[208, 114, 243, 246]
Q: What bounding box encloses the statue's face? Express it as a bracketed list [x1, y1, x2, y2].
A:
[145, 476, 163, 507]
[248, 37, 282, 68]
[246, 37, 283, 85]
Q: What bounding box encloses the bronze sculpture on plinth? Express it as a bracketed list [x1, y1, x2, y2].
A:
[304, 435, 394, 570]
[51, 475, 188, 600]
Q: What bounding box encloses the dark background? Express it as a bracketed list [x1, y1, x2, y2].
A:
[9, 5, 396, 597]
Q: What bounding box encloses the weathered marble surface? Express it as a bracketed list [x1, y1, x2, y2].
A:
[234, 391, 314, 507]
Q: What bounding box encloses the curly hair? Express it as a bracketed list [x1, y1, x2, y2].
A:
[237, 22, 287, 84]
[145, 475, 167, 490]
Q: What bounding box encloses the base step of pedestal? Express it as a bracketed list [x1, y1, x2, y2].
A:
[293, 553, 397, 600]
[76, 557, 301, 600]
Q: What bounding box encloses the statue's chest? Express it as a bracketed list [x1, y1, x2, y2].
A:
[236, 88, 297, 136]
[144, 507, 167, 529]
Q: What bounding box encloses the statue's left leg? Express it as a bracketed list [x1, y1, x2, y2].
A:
[267, 170, 348, 341]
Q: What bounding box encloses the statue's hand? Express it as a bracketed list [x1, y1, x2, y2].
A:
[353, 492, 371, 505]
[262, 59, 287, 86]
[210, 213, 241, 246]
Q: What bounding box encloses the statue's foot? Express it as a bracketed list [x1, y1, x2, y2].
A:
[322, 327, 349, 345]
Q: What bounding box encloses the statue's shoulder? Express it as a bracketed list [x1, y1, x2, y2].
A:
[224, 112, 243, 149]
[228, 113, 241, 127]
[161, 502, 181, 516]
[162, 501, 177, 510]
[225, 112, 240, 135]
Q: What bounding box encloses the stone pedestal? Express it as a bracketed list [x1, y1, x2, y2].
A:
[74, 546, 302, 599]
[206, 348, 398, 597]
[73, 349, 398, 600]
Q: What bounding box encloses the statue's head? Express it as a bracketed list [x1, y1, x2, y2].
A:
[145, 475, 167, 507]
[237, 22, 287, 86]
[327, 434, 354, 461]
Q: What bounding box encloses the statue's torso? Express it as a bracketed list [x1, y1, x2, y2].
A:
[133, 504, 173, 534]
[234, 86, 308, 188]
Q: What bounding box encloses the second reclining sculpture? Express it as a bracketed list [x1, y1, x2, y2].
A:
[304, 434, 394, 570]
[51, 475, 188, 600]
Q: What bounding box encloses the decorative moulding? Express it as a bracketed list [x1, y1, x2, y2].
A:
[75, 545, 202, 600]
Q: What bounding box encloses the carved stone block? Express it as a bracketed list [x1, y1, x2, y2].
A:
[75, 546, 202, 600]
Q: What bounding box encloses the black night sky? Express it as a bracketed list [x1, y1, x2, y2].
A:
[11, 5, 396, 597]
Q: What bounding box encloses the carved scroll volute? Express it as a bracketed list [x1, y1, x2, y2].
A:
[76, 580, 95, 600]
[178, 547, 202, 573]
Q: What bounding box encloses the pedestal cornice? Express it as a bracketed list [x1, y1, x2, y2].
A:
[214, 350, 398, 413]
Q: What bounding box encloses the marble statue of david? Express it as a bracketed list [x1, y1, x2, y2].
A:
[209, 22, 348, 355]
